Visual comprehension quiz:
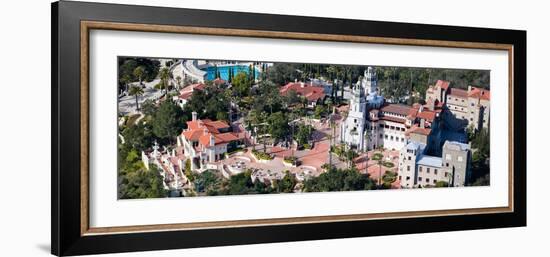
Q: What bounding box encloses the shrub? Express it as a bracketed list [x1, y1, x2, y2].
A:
[435, 181, 449, 187]
[382, 171, 397, 183]
[372, 153, 384, 161]
[283, 156, 301, 166]
[252, 150, 273, 160]
[382, 161, 394, 168]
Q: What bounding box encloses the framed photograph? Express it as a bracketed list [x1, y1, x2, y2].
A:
[52, 1, 526, 256]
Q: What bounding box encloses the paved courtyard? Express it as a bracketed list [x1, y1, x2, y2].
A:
[353, 149, 400, 188]
[118, 79, 164, 116]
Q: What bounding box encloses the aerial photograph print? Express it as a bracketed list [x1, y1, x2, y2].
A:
[117, 57, 491, 199]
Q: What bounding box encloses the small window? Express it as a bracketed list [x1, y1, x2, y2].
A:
[434, 169, 438, 175]
[419, 167, 423, 172]
[427, 168, 430, 174]
[419, 177, 422, 181]
[407, 165, 410, 171]
[425, 178, 429, 182]
[433, 179, 437, 183]
[406, 176, 410, 181]
[408, 156, 411, 161]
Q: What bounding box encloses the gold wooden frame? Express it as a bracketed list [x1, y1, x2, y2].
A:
[80, 20, 514, 236]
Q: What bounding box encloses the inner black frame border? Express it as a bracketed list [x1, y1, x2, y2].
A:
[52, 1, 526, 256]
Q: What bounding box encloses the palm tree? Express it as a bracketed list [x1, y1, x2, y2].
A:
[159, 67, 170, 96]
[119, 74, 132, 96]
[133, 66, 146, 86]
[128, 85, 144, 111]
[377, 158, 384, 186]
[346, 148, 358, 169]
[175, 76, 182, 90]
[224, 88, 234, 123]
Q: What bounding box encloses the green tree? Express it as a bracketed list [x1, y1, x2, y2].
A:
[121, 122, 154, 152]
[267, 112, 289, 142]
[294, 123, 313, 147]
[253, 180, 272, 194]
[118, 164, 168, 199]
[303, 167, 375, 192]
[267, 63, 300, 85]
[152, 100, 184, 142]
[275, 171, 297, 193]
[286, 89, 301, 106]
[194, 170, 221, 195]
[314, 105, 326, 119]
[133, 65, 146, 86]
[184, 159, 194, 182]
[119, 73, 132, 95]
[159, 67, 170, 95]
[227, 170, 254, 195]
[140, 99, 157, 117]
[232, 71, 252, 97]
[118, 57, 160, 83]
[175, 75, 182, 89]
[345, 149, 358, 168]
[128, 85, 144, 111]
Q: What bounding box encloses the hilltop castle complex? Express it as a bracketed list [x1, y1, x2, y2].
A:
[340, 67, 490, 188]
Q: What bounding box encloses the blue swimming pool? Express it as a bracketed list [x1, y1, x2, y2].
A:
[203, 65, 261, 81]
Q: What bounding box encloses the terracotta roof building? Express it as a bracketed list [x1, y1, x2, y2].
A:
[280, 81, 326, 107]
[177, 112, 244, 170]
[173, 83, 206, 109]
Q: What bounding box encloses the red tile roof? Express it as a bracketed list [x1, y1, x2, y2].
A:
[406, 126, 432, 136]
[203, 123, 229, 134]
[186, 120, 203, 130]
[417, 110, 437, 122]
[448, 88, 468, 98]
[468, 86, 490, 101]
[178, 83, 205, 100]
[182, 129, 203, 141]
[212, 78, 226, 85]
[178, 91, 193, 100]
[199, 134, 212, 147]
[280, 82, 325, 102]
[380, 103, 414, 116]
[183, 118, 238, 147]
[215, 132, 239, 143]
[435, 80, 450, 90]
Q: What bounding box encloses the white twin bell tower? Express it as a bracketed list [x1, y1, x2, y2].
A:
[340, 67, 384, 151]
